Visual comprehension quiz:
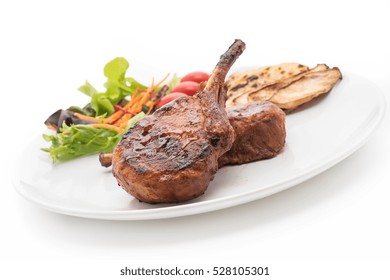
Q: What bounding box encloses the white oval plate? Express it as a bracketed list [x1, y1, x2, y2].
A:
[12, 71, 386, 220]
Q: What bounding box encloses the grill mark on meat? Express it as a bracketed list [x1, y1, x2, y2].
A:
[211, 136, 220, 147]
[123, 130, 209, 170]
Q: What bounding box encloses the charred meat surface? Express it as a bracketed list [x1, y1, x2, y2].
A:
[218, 101, 286, 167]
[112, 40, 246, 203]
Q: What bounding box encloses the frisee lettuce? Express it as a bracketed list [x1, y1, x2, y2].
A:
[42, 112, 146, 162]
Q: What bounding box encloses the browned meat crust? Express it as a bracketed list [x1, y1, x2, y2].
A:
[219, 101, 286, 167]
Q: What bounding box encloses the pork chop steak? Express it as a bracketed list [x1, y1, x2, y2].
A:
[112, 40, 246, 203]
[219, 101, 286, 167]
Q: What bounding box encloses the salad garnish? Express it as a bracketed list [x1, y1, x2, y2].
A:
[42, 57, 179, 162]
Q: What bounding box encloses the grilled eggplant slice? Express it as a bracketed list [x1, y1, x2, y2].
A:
[226, 63, 342, 112]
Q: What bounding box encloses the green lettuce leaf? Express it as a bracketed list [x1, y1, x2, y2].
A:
[77, 57, 148, 117]
[165, 73, 181, 94]
[125, 111, 145, 130]
[78, 80, 98, 97]
[104, 57, 129, 80]
[42, 112, 146, 162]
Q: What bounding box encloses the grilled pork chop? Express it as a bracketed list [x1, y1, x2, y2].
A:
[112, 40, 245, 203]
[219, 101, 286, 167]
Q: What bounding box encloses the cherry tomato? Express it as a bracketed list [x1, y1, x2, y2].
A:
[156, 92, 188, 109]
[181, 71, 210, 83]
[171, 81, 200, 96]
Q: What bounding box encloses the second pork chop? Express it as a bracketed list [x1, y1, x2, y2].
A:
[219, 101, 286, 167]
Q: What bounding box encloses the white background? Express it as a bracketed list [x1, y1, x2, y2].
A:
[1, 0, 389, 279]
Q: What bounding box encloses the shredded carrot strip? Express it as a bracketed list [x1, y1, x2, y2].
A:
[114, 105, 136, 116]
[112, 93, 146, 126]
[73, 113, 103, 123]
[145, 100, 154, 107]
[152, 73, 170, 90]
[74, 74, 169, 132]
[89, 123, 124, 133]
[112, 74, 169, 127]
[114, 106, 142, 127]
[146, 101, 156, 114]
[103, 109, 125, 124]
[114, 99, 146, 127]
